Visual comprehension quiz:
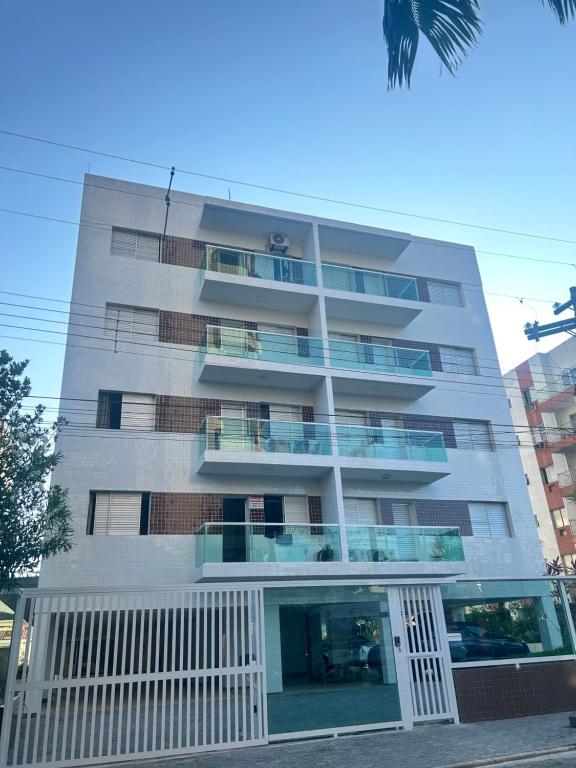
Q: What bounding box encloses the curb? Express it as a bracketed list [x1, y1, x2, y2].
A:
[436, 745, 576, 768]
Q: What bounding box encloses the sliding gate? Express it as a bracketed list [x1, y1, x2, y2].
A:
[0, 587, 267, 767]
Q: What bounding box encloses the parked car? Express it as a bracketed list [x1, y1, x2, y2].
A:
[447, 622, 530, 661]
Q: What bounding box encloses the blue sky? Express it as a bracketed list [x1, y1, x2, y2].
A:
[1, 0, 576, 409]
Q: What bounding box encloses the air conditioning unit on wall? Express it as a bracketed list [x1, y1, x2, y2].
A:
[268, 233, 290, 253]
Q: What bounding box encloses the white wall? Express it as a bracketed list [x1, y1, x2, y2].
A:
[41, 175, 544, 587]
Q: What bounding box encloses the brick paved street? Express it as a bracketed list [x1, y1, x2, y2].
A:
[124, 713, 576, 768]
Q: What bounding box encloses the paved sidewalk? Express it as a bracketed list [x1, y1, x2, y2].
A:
[130, 713, 576, 768]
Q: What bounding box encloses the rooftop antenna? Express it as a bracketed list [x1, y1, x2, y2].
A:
[161, 167, 176, 257]
[228, 187, 231, 200]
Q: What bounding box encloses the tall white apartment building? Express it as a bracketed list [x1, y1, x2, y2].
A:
[4, 176, 575, 766]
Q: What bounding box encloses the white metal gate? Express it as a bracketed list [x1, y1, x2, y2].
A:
[391, 585, 458, 725]
[0, 587, 267, 767]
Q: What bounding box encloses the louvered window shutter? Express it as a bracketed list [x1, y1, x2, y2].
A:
[93, 492, 142, 535]
[104, 305, 159, 341]
[427, 279, 463, 307]
[283, 496, 309, 524]
[439, 346, 477, 375]
[111, 229, 160, 261]
[469, 502, 510, 537]
[344, 498, 378, 524]
[392, 502, 411, 526]
[121, 394, 156, 431]
[453, 421, 493, 450]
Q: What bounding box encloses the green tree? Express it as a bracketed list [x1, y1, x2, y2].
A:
[0, 349, 72, 589]
[383, 1, 576, 88]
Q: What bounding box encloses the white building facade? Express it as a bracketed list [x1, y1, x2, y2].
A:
[3, 176, 575, 767]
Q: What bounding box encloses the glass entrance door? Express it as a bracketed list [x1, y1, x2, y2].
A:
[264, 586, 402, 735]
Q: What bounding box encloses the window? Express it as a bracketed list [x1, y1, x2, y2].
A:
[439, 345, 477, 375]
[89, 492, 148, 535]
[561, 367, 576, 389]
[97, 392, 156, 430]
[335, 409, 368, 426]
[468, 502, 511, 537]
[540, 467, 549, 485]
[111, 229, 160, 261]
[427, 279, 463, 307]
[344, 498, 378, 525]
[442, 580, 574, 663]
[104, 304, 159, 341]
[453, 420, 493, 450]
[552, 508, 570, 529]
[283, 496, 309, 524]
[522, 388, 535, 408]
[269, 404, 302, 422]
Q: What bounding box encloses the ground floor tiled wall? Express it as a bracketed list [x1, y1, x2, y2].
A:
[453, 661, 576, 721]
[148, 492, 322, 534]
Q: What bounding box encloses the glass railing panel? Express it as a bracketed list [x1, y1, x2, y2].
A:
[322, 264, 419, 301]
[195, 523, 342, 566]
[336, 425, 447, 462]
[201, 325, 325, 366]
[199, 416, 332, 456]
[203, 245, 317, 286]
[346, 525, 464, 563]
[328, 339, 432, 377]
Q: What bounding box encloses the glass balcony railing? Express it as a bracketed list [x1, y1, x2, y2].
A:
[202, 245, 317, 286]
[329, 338, 432, 377]
[346, 526, 464, 563]
[322, 263, 419, 301]
[199, 415, 333, 456]
[195, 523, 342, 566]
[200, 325, 325, 367]
[336, 424, 447, 462]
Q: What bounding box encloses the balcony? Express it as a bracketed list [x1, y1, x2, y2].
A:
[336, 424, 449, 483]
[198, 325, 325, 390]
[193, 522, 464, 581]
[199, 245, 318, 312]
[558, 470, 576, 495]
[197, 415, 334, 477]
[346, 525, 464, 563]
[322, 263, 422, 326]
[535, 385, 575, 412]
[328, 338, 435, 398]
[196, 523, 342, 566]
[546, 429, 576, 455]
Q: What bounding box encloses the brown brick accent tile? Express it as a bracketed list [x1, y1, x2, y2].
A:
[414, 500, 472, 536]
[161, 237, 205, 268]
[155, 396, 220, 433]
[159, 311, 221, 346]
[454, 661, 576, 722]
[302, 406, 315, 423]
[308, 496, 323, 524]
[416, 277, 430, 302]
[364, 334, 442, 372]
[149, 493, 224, 534]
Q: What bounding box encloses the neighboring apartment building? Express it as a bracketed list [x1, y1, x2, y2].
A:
[4, 176, 576, 766]
[506, 336, 576, 568]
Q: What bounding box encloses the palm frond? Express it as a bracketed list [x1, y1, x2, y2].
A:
[542, 0, 576, 24]
[383, 0, 482, 88]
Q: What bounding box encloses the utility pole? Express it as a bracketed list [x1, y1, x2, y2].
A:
[524, 287, 576, 341]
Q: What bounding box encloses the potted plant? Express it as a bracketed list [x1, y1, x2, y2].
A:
[316, 544, 335, 562]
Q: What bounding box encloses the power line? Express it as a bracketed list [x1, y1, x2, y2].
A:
[0, 289, 569, 375]
[2, 129, 576, 247]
